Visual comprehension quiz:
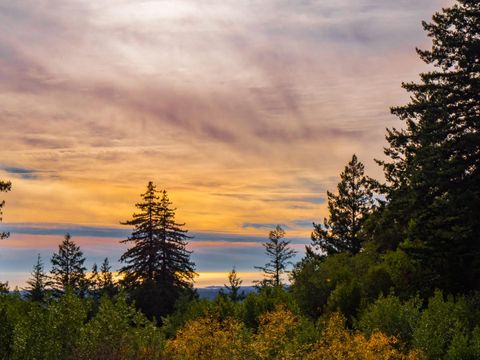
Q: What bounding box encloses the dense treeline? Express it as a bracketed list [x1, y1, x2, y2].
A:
[0, 0, 479, 359]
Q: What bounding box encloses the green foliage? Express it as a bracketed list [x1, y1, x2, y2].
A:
[360, 264, 393, 303]
[444, 327, 480, 360]
[412, 290, 470, 359]
[0, 295, 26, 359]
[325, 281, 361, 322]
[75, 294, 164, 360]
[161, 293, 209, 338]
[241, 286, 298, 329]
[290, 258, 327, 319]
[3, 291, 164, 360]
[357, 294, 422, 345]
[12, 290, 88, 360]
[291, 254, 355, 320]
[292, 251, 381, 320]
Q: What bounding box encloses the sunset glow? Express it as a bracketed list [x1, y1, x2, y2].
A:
[0, 0, 453, 287]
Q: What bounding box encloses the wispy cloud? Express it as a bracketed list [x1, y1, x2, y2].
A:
[0, 0, 452, 284]
[242, 223, 289, 230]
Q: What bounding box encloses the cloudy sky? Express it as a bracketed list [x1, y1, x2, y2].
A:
[0, 0, 451, 287]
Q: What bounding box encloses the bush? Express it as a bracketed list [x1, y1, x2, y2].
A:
[74, 294, 164, 360]
[413, 290, 470, 359]
[251, 305, 311, 359]
[165, 314, 249, 360]
[357, 293, 422, 345]
[12, 291, 88, 360]
[241, 286, 297, 329]
[291, 254, 356, 319]
[0, 295, 26, 358]
[307, 313, 420, 359]
[326, 281, 362, 321]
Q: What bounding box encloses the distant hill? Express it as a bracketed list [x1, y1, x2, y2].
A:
[196, 286, 257, 300]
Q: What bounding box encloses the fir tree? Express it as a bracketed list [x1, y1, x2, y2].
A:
[0, 179, 11, 239]
[50, 234, 87, 296]
[223, 267, 245, 302]
[98, 258, 116, 297]
[25, 254, 50, 302]
[375, 0, 480, 293]
[309, 154, 375, 257]
[255, 225, 297, 287]
[119, 182, 196, 319]
[88, 263, 100, 298]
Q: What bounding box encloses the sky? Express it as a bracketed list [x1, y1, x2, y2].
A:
[0, 0, 452, 287]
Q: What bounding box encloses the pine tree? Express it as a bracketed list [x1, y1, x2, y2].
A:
[119, 182, 196, 319]
[0, 179, 11, 239]
[255, 225, 297, 287]
[25, 254, 50, 302]
[223, 267, 245, 302]
[375, 0, 480, 293]
[309, 154, 375, 257]
[51, 234, 87, 295]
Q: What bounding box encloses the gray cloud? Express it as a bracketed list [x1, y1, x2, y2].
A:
[242, 223, 289, 230]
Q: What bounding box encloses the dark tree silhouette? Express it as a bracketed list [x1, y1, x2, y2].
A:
[374, 0, 480, 293]
[88, 263, 100, 298]
[50, 234, 87, 296]
[309, 154, 375, 257]
[222, 267, 245, 302]
[0, 179, 11, 240]
[98, 258, 116, 297]
[119, 182, 196, 320]
[255, 225, 297, 287]
[25, 254, 50, 302]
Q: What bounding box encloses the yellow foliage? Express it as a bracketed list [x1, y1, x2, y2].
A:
[166, 308, 424, 360]
[251, 305, 307, 360]
[165, 315, 249, 360]
[305, 313, 423, 360]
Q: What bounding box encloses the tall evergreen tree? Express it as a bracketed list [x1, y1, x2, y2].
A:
[0, 179, 11, 239]
[51, 234, 87, 295]
[309, 154, 375, 257]
[255, 225, 297, 287]
[25, 254, 50, 302]
[375, 0, 480, 293]
[119, 182, 196, 320]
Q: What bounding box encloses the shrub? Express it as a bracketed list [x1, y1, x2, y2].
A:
[12, 291, 88, 360]
[307, 313, 421, 359]
[165, 314, 249, 360]
[413, 290, 470, 359]
[357, 293, 422, 345]
[251, 305, 310, 360]
[74, 295, 164, 360]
